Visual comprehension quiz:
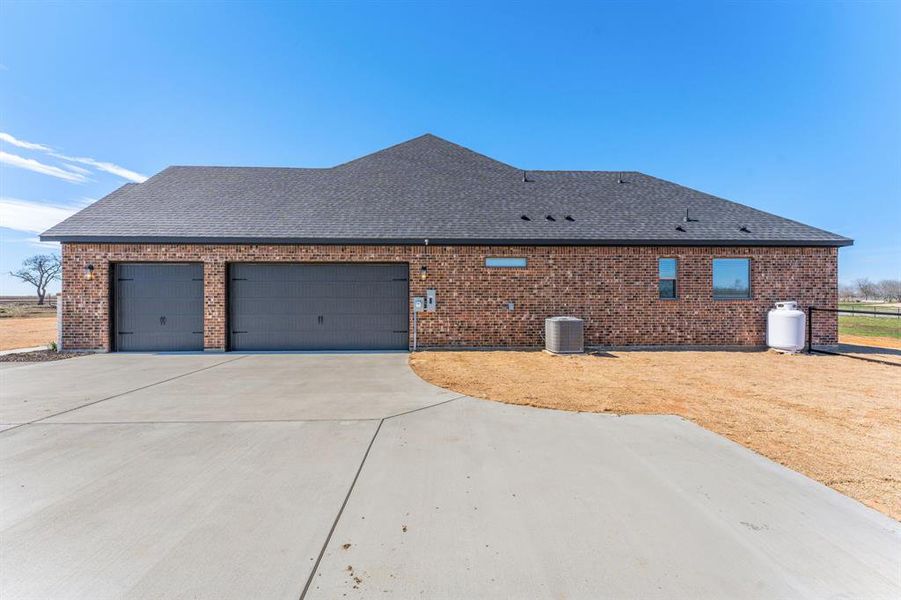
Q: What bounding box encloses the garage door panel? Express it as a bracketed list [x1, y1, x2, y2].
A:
[322, 314, 407, 330]
[229, 296, 302, 317]
[235, 264, 403, 283]
[117, 297, 203, 316]
[115, 264, 204, 352]
[232, 297, 406, 318]
[236, 315, 320, 333]
[117, 331, 203, 349]
[229, 263, 408, 351]
[233, 330, 407, 352]
[119, 281, 203, 298]
[231, 332, 328, 351]
[120, 313, 203, 335]
[330, 299, 410, 316]
[231, 281, 405, 301]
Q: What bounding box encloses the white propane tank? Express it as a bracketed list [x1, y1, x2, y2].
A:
[767, 301, 806, 353]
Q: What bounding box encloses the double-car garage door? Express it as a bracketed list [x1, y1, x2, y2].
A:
[112, 263, 409, 351]
[229, 263, 408, 350]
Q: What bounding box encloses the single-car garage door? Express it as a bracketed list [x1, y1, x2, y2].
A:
[229, 263, 409, 351]
[113, 263, 204, 351]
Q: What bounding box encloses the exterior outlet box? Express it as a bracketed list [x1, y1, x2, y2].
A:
[426, 289, 437, 312]
[413, 297, 425, 313]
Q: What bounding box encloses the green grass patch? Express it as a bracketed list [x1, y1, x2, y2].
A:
[838, 315, 901, 339]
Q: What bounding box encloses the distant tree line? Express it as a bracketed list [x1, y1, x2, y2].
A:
[840, 278, 901, 302]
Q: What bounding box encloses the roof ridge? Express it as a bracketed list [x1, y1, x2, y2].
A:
[415, 133, 520, 171]
[331, 133, 520, 172]
[526, 170, 642, 175]
[164, 165, 328, 171]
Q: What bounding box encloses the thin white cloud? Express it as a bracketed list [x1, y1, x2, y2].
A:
[49, 152, 147, 183]
[0, 151, 87, 183]
[0, 131, 52, 152]
[0, 197, 81, 233]
[0, 130, 147, 183]
[61, 162, 92, 176]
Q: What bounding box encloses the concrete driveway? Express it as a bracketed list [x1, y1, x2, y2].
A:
[1, 354, 898, 599]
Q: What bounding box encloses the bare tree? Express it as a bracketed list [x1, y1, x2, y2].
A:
[10, 254, 61, 305]
[877, 279, 901, 303]
[854, 277, 877, 301]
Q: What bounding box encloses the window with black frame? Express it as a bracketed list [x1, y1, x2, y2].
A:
[712, 258, 751, 299]
[659, 258, 677, 299]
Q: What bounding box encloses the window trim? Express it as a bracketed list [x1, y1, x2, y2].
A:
[712, 257, 752, 300]
[658, 257, 678, 300]
[485, 257, 528, 268]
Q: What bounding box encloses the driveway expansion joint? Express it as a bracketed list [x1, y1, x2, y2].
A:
[0, 355, 248, 435]
[299, 418, 384, 600]
[383, 394, 467, 420]
[298, 395, 465, 599]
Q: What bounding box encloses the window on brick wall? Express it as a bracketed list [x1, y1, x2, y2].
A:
[485, 257, 527, 268]
[713, 258, 751, 299]
[659, 258, 678, 299]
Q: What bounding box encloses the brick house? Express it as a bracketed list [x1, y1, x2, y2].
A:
[41, 135, 851, 352]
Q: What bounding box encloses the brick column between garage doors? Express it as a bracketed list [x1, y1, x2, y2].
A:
[204, 261, 227, 351]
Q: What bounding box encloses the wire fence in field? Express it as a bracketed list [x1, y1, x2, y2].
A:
[808, 306, 901, 367]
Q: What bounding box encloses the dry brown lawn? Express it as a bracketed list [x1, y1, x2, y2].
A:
[840, 334, 901, 350]
[411, 350, 901, 520]
[0, 317, 57, 350]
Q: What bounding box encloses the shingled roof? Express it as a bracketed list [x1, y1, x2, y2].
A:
[41, 134, 852, 247]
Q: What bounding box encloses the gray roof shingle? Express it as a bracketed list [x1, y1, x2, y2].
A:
[40, 134, 852, 246]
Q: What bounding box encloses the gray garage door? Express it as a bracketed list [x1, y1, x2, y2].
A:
[229, 263, 409, 351]
[114, 263, 204, 352]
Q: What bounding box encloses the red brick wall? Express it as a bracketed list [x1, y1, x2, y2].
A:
[60, 243, 838, 351]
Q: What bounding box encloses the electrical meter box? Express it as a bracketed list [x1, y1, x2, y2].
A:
[413, 297, 425, 313]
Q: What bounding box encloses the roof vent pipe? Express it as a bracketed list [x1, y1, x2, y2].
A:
[684, 208, 698, 223]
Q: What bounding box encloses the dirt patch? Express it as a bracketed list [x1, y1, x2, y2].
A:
[839, 334, 901, 350]
[0, 350, 83, 363]
[0, 317, 57, 351]
[411, 350, 901, 520]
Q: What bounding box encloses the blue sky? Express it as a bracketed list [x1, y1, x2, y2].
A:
[1, 1, 898, 295]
